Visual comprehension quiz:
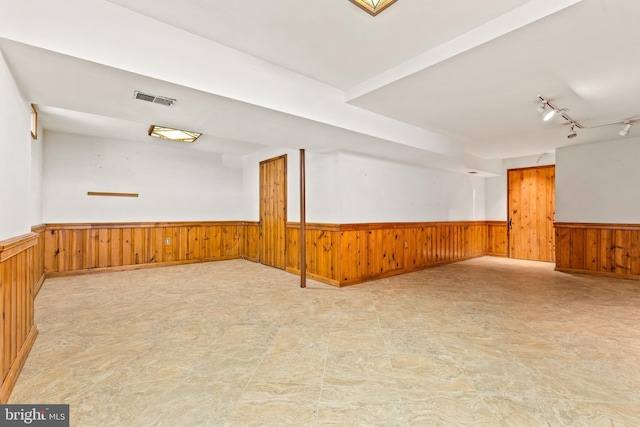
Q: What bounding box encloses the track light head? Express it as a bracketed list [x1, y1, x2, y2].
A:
[567, 124, 577, 139]
[618, 122, 632, 137]
[543, 109, 557, 121]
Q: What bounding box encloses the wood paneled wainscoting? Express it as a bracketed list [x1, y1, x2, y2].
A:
[286, 223, 341, 285]
[555, 222, 640, 279]
[287, 221, 506, 287]
[487, 221, 508, 257]
[44, 222, 260, 276]
[0, 225, 45, 403]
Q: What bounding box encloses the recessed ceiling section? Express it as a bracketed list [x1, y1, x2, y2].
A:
[103, 0, 536, 90]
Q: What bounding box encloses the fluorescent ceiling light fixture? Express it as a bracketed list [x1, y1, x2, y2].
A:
[148, 125, 202, 142]
[349, 0, 398, 16]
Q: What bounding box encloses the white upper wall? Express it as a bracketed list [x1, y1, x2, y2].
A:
[242, 149, 485, 224]
[556, 138, 640, 223]
[0, 50, 33, 240]
[337, 152, 485, 223]
[42, 131, 244, 223]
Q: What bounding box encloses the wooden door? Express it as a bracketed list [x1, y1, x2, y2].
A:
[259, 155, 287, 269]
[508, 165, 555, 262]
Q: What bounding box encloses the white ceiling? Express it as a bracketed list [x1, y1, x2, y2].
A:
[1, 0, 639, 173]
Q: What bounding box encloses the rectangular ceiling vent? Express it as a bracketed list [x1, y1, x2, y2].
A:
[133, 90, 176, 107]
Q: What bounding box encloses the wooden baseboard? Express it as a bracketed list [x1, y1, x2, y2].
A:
[34, 274, 46, 297]
[555, 267, 640, 281]
[45, 256, 242, 278]
[339, 255, 485, 287]
[486, 252, 508, 257]
[0, 325, 38, 403]
[285, 267, 340, 287]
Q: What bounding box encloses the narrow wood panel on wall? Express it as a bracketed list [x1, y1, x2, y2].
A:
[487, 222, 508, 256]
[239, 222, 260, 262]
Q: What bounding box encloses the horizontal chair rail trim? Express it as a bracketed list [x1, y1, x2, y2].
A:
[45, 221, 252, 230]
[0, 232, 38, 262]
[555, 222, 640, 231]
[286, 222, 340, 232]
[339, 221, 500, 231]
[31, 224, 46, 233]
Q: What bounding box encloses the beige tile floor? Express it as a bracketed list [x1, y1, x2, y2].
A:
[9, 257, 640, 426]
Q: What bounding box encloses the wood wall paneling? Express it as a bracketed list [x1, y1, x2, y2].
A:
[240, 222, 260, 262]
[555, 223, 640, 279]
[44, 222, 247, 276]
[0, 229, 43, 403]
[286, 223, 340, 285]
[338, 222, 492, 286]
[487, 221, 508, 257]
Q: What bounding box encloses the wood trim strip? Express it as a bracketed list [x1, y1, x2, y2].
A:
[31, 224, 46, 233]
[87, 192, 139, 197]
[555, 222, 640, 231]
[45, 221, 246, 230]
[339, 255, 485, 287]
[555, 267, 640, 281]
[339, 221, 490, 231]
[0, 233, 38, 262]
[45, 255, 243, 278]
[285, 267, 340, 287]
[286, 222, 340, 232]
[0, 325, 38, 404]
[507, 165, 557, 172]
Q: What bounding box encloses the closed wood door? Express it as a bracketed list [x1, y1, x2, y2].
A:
[508, 165, 555, 262]
[259, 155, 287, 269]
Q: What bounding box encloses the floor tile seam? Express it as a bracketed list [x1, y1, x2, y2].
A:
[377, 321, 405, 394]
[314, 342, 330, 427]
[468, 390, 637, 404]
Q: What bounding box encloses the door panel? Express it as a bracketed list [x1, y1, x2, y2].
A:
[508, 166, 555, 262]
[259, 155, 287, 269]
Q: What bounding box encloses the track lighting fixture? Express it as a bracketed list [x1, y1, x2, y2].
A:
[537, 101, 548, 113]
[618, 122, 632, 137]
[537, 96, 582, 138]
[537, 95, 640, 139]
[537, 96, 572, 125]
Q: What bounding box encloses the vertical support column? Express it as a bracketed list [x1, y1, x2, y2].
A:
[300, 149, 306, 288]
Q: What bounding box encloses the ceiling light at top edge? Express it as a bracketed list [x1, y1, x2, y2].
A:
[148, 125, 201, 143]
[349, 0, 398, 16]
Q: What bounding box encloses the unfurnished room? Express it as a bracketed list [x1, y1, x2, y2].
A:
[0, 0, 639, 425]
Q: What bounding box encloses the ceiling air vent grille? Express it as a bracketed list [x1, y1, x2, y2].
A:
[133, 90, 176, 107]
